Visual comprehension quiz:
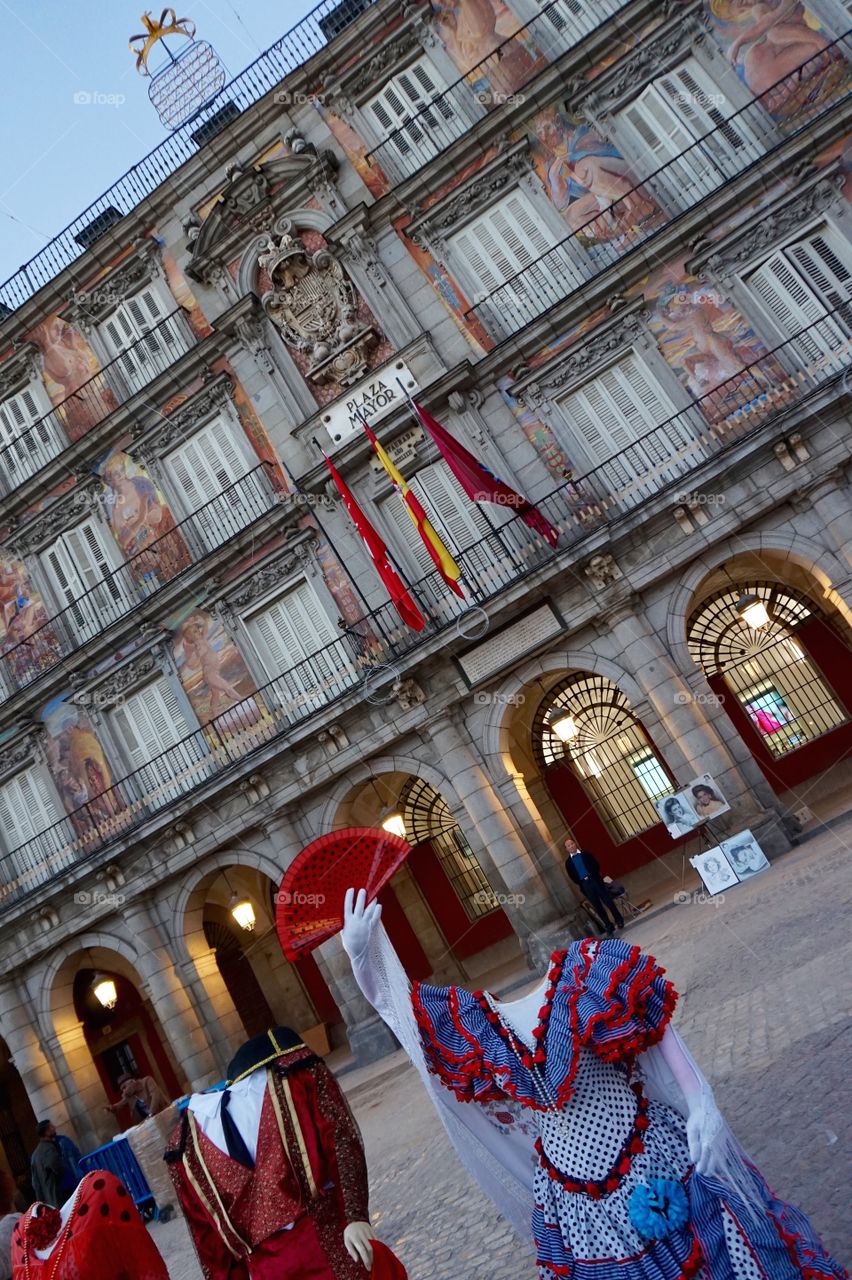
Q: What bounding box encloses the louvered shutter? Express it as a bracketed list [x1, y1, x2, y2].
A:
[382, 460, 491, 596]
[0, 766, 66, 887]
[111, 678, 204, 804]
[539, 0, 615, 44]
[746, 228, 852, 358]
[42, 518, 132, 640]
[248, 581, 351, 717]
[0, 385, 59, 483]
[100, 285, 184, 395]
[166, 417, 255, 550]
[367, 57, 463, 175]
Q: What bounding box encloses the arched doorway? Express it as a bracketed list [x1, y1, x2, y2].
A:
[0, 1040, 37, 1178]
[687, 579, 852, 792]
[533, 672, 676, 875]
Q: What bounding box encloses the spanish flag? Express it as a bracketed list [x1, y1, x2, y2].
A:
[362, 419, 464, 598]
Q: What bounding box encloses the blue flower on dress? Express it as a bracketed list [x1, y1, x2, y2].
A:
[628, 1179, 689, 1239]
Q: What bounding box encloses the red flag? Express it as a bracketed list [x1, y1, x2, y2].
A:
[321, 450, 425, 632]
[412, 401, 559, 547]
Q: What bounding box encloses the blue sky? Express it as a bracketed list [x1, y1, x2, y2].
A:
[0, 0, 318, 283]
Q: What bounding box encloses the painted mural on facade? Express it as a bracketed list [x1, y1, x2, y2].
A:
[41, 697, 126, 837]
[433, 0, 540, 83]
[97, 449, 192, 587]
[172, 609, 268, 734]
[706, 0, 848, 121]
[0, 553, 60, 689]
[161, 248, 213, 342]
[28, 315, 114, 442]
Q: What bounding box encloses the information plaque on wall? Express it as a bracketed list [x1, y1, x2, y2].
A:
[455, 602, 564, 687]
[321, 359, 419, 444]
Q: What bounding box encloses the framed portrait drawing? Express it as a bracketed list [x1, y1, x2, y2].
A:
[720, 829, 770, 881]
[690, 848, 739, 896]
[685, 773, 731, 822]
[654, 790, 701, 838]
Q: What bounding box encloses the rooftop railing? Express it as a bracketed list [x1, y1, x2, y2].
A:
[365, 0, 629, 184]
[0, 309, 195, 496]
[0, 0, 381, 313]
[0, 310, 848, 910]
[465, 35, 852, 341]
[0, 463, 278, 698]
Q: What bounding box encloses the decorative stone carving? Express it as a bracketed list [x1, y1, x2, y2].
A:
[0, 343, 41, 400]
[340, 27, 423, 99]
[694, 171, 845, 280]
[408, 142, 532, 244]
[0, 728, 46, 781]
[12, 484, 103, 555]
[182, 211, 202, 246]
[273, 491, 335, 512]
[239, 772, 271, 804]
[235, 314, 275, 374]
[583, 554, 623, 591]
[579, 8, 703, 116]
[164, 820, 194, 853]
[259, 226, 377, 387]
[86, 651, 160, 706]
[338, 231, 387, 291]
[142, 375, 234, 448]
[37, 906, 60, 933]
[317, 724, 348, 756]
[218, 162, 272, 231]
[65, 238, 161, 326]
[228, 535, 318, 609]
[515, 307, 648, 405]
[392, 677, 426, 710]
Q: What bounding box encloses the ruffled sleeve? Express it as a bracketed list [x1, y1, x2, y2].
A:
[575, 938, 678, 1062]
[412, 981, 505, 1104]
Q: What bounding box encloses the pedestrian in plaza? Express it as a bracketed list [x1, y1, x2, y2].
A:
[0, 1172, 21, 1280]
[29, 1123, 62, 1209]
[563, 836, 624, 932]
[103, 1073, 167, 1126]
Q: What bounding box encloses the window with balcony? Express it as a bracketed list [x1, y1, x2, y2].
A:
[382, 458, 491, 579]
[164, 416, 262, 553]
[98, 285, 188, 396]
[110, 677, 206, 806]
[527, 0, 620, 59]
[366, 56, 469, 177]
[616, 57, 763, 209]
[0, 765, 65, 889]
[448, 189, 584, 327]
[0, 381, 60, 485]
[742, 224, 852, 363]
[246, 578, 354, 717]
[41, 517, 134, 643]
[557, 353, 702, 497]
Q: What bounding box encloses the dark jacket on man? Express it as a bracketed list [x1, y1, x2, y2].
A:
[31, 1139, 63, 1208]
[564, 849, 606, 888]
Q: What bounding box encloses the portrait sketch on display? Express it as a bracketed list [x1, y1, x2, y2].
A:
[655, 791, 701, 838]
[690, 848, 738, 896]
[720, 829, 771, 882]
[686, 773, 731, 822]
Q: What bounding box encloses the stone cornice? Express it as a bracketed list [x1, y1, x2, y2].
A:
[0, 727, 46, 782]
[407, 139, 533, 244]
[224, 529, 319, 612]
[576, 1, 705, 117]
[133, 372, 235, 453]
[333, 23, 427, 103]
[10, 476, 103, 556]
[63, 238, 162, 327]
[0, 343, 42, 400]
[510, 300, 649, 407]
[83, 648, 163, 705]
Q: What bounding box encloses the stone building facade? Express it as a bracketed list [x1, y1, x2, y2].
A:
[0, 0, 850, 1166]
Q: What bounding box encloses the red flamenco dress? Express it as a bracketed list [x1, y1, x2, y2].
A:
[11, 1169, 169, 1280]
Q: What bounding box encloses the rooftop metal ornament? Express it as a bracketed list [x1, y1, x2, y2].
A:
[130, 9, 227, 132]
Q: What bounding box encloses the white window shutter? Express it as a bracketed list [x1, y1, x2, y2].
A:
[111, 678, 197, 792]
[0, 387, 44, 447]
[415, 461, 491, 548]
[745, 229, 852, 358]
[0, 767, 61, 849]
[165, 416, 255, 549]
[366, 56, 462, 173]
[42, 517, 131, 637]
[249, 581, 337, 678]
[451, 191, 560, 295]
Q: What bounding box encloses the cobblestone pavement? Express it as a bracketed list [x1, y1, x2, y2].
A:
[149, 819, 851, 1277]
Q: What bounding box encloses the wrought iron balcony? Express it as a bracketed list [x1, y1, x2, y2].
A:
[0, 0, 381, 312]
[0, 310, 195, 495]
[365, 0, 629, 184]
[0, 312, 847, 911]
[466, 37, 852, 342]
[0, 463, 278, 697]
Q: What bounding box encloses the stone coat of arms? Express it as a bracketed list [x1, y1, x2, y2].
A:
[259, 225, 377, 387]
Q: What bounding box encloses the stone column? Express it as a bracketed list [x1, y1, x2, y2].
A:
[315, 934, 398, 1067]
[425, 712, 576, 964]
[45, 1024, 108, 1150]
[121, 901, 220, 1092]
[798, 469, 852, 575]
[600, 596, 792, 855]
[176, 951, 243, 1078]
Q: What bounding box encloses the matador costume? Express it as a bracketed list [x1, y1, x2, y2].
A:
[165, 1027, 380, 1280]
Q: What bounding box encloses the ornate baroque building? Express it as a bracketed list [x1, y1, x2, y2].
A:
[0, 0, 850, 1168]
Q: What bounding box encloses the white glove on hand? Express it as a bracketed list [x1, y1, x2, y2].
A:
[343, 1220, 375, 1268]
[342, 887, 382, 961]
[685, 1084, 725, 1176]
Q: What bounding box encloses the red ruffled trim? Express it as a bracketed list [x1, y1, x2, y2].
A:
[534, 1223, 704, 1278]
[771, 1209, 850, 1280]
[535, 1082, 648, 1198]
[581, 944, 678, 1062]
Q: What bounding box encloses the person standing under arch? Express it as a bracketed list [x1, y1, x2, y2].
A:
[563, 836, 624, 933]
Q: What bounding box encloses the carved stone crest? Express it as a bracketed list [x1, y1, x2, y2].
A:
[259, 225, 377, 386]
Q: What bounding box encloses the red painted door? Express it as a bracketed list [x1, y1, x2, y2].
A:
[406, 839, 513, 960]
[294, 953, 341, 1026]
[544, 761, 685, 879]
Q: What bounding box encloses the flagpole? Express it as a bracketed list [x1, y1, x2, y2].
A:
[303, 436, 374, 617]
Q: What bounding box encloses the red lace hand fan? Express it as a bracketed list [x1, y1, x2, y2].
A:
[276, 827, 410, 960]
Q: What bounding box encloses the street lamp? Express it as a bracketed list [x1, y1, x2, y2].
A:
[550, 711, 579, 742]
[92, 975, 118, 1010]
[735, 593, 771, 630]
[229, 895, 256, 932]
[381, 812, 406, 840]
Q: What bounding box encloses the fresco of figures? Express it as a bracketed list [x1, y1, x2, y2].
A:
[172, 609, 269, 739]
[42, 697, 127, 839]
[30, 315, 117, 441]
[98, 449, 192, 587]
[0, 553, 62, 689]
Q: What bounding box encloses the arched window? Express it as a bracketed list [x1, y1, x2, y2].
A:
[533, 673, 672, 841]
[398, 777, 493, 920]
[687, 582, 848, 757]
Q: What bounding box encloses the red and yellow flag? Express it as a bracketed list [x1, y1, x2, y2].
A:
[362, 420, 464, 598]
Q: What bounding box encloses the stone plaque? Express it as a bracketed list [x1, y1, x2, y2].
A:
[321, 359, 419, 445]
[456, 602, 563, 686]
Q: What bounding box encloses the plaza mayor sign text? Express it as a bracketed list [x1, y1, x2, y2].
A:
[321, 359, 419, 444]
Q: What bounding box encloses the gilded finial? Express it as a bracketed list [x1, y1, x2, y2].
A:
[130, 9, 197, 75]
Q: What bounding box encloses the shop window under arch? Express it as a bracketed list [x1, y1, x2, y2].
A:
[687, 581, 848, 758]
[533, 673, 672, 842]
[397, 777, 493, 920]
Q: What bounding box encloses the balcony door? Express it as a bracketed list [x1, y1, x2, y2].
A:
[367, 57, 468, 179]
[0, 384, 60, 486]
[42, 518, 135, 643]
[100, 286, 187, 397]
[110, 678, 207, 809]
[165, 417, 260, 553]
[0, 766, 68, 892]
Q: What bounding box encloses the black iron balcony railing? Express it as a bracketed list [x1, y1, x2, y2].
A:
[0, 311, 847, 911]
[0, 0, 384, 313]
[0, 463, 278, 697]
[365, 0, 628, 183]
[466, 36, 852, 341]
[0, 310, 195, 495]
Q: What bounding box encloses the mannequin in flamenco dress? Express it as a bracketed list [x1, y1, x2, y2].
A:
[165, 1027, 407, 1280]
[11, 1169, 168, 1279]
[342, 888, 847, 1280]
